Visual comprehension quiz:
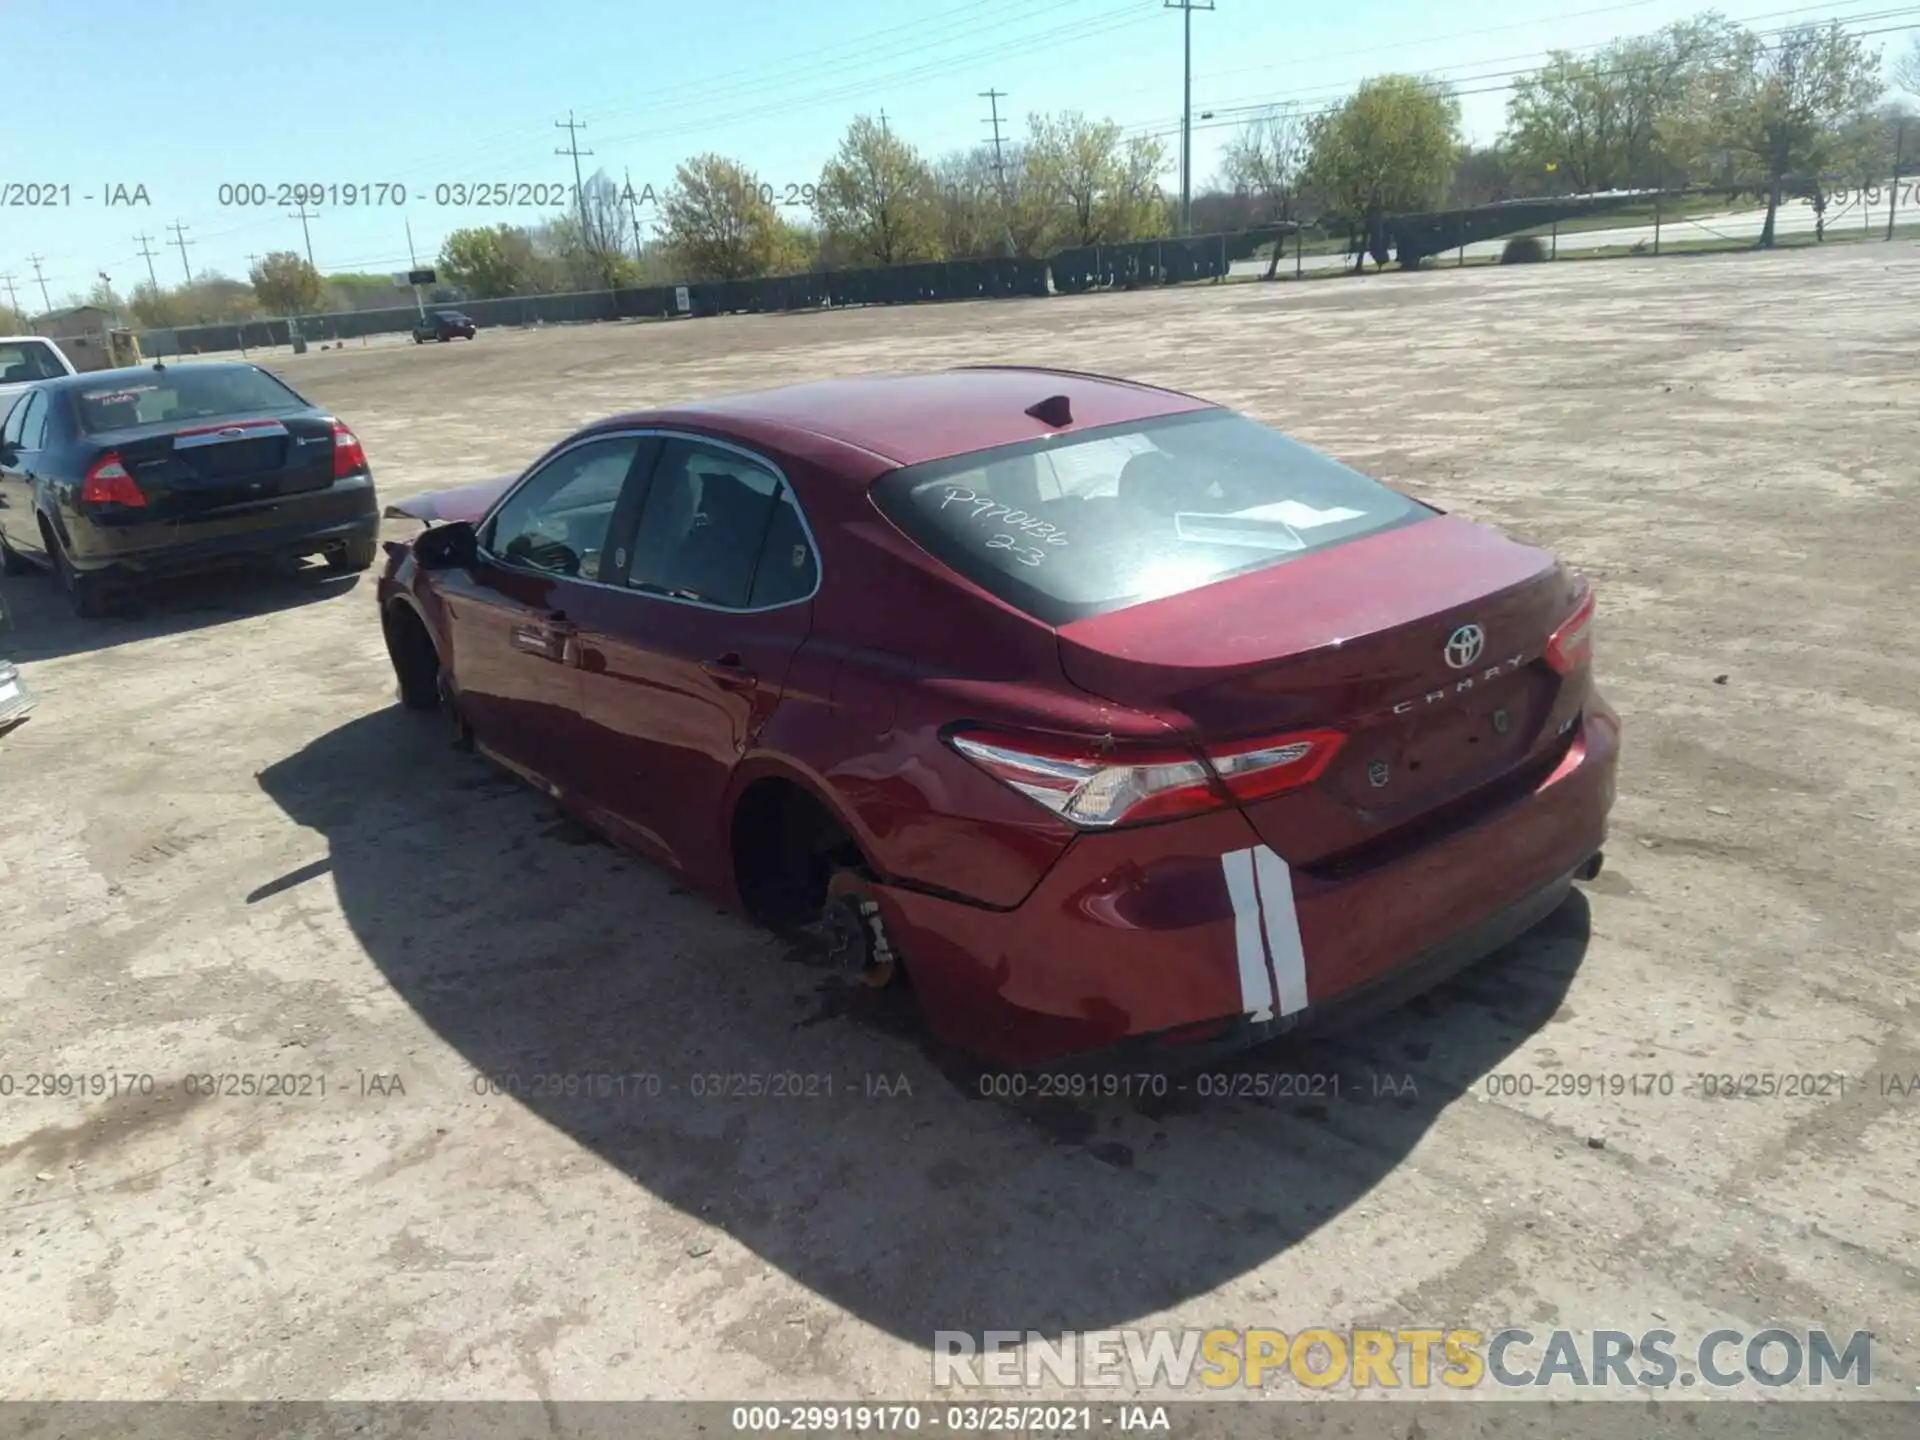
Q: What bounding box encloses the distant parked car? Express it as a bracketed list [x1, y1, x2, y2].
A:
[0, 335, 77, 424]
[413, 312, 477, 344]
[0, 361, 380, 617]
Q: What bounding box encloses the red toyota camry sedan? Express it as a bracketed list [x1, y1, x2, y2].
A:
[377, 367, 1618, 1068]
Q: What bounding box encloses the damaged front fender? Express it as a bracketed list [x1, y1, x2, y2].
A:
[382, 474, 516, 525]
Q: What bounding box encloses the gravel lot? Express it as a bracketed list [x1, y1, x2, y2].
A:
[3, 244, 1917, 1413]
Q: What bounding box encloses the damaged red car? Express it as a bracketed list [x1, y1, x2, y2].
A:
[376, 367, 1618, 1068]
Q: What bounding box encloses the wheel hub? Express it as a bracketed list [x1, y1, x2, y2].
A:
[822, 872, 896, 988]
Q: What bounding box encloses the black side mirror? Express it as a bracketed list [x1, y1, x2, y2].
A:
[413, 519, 479, 570]
[0, 444, 15, 467]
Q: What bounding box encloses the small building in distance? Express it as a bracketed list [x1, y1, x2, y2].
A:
[30, 305, 118, 372]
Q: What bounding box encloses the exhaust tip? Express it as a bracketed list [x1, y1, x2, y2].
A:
[1575, 851, 1604, 882]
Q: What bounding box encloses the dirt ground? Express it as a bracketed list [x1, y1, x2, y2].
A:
[2, 244, 1917, 1413]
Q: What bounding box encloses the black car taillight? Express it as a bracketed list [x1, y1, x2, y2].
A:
[80, 453, 147, 507]
[331, 422, 369, 478]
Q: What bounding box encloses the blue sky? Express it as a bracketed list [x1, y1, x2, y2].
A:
[2, 0, 1914, 305]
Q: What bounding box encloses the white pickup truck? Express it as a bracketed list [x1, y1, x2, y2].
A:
[0, 334, 77, 422]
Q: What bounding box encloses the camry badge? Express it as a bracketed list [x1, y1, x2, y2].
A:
[1444, 624, 1486, 670]
[1368, 759, 1391, 788]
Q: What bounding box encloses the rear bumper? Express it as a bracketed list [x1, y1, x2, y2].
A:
[873, 696, 1619, 1069]
[64, 477, 378, 578]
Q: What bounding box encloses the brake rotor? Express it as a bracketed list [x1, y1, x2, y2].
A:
[823, 871, 897, 988]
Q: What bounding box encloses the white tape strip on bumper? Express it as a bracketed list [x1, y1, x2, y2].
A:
[1220, 845, 1310, 1021]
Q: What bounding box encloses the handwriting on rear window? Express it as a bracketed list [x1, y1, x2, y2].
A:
[986, 534, 1047, 567]
[937, 486, 1069, 548]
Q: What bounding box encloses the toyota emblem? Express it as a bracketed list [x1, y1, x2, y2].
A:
[1444, 624, 1486, 670]
[1367, 759, 1391, 788]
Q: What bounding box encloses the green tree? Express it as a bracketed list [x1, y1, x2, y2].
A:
[1504, 19, 1737, 193]
[1714, 21, 1884, 245]
[438, 225, 538, 299]
[1302, 75, 1462, 269]
[249, 251, 325, 315]
[1022, 112, 1170, 249]
[931, 147, 1008, 259]
[658, 154, 793, 280]
[813, 115, 945, 266]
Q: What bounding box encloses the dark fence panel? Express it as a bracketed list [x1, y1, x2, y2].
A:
[133, 232, 1228, 353]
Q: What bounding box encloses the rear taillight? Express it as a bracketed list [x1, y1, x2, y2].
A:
[80, 453, 146, 507]
[947, 724, 1345, 829]
[1205, 729, 1346, 802]
[331, 421, 368, 478]
[1545, 587, 1596, 675]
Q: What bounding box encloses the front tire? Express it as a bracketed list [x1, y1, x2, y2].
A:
[382, 602, 442, 712]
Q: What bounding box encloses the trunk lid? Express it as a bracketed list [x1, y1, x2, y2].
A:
[105, 412, 338, 520]
[1055, 514, 1591, 864]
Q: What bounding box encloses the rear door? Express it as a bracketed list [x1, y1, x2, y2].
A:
[437, 433, 649, 788]
[557, 435, 818, 877]
[0, 390, 46, 557]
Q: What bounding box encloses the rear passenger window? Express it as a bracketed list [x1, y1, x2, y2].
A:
[628, 440, 799, 609]
[15, 393, 47, 451]
[749, 486, 817, 607]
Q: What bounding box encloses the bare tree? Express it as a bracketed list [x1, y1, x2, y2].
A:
[1896, 34, 1920, 103]
[1217, 105, 1306, 277]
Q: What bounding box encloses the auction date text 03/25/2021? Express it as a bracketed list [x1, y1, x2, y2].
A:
[0, 180, 828, 210]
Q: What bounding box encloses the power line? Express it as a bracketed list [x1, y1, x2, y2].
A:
[1134, 0, 1920, 139]
[1133, 6, 1920, 145]
[166, 222, 195, 286]
[134, 233, 161, 291]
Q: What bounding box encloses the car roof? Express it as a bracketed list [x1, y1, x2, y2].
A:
[606, 367, 1220, 469]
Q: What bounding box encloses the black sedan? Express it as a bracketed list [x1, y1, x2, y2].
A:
[412, 311, 477, 343]
[0, 361, 380, 617]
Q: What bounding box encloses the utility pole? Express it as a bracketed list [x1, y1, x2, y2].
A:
[1888, 117, 1908, 242]
[981, 88, 1016, 258]
[404, 219, 426, 320]
[167, 221, 195, 285]
[26, 256, 53, 314]
[623, 166, 643, 261]
[880, 108, 890, 138]
[556, 110, 595, 253]
[135, 233, 162, 291]
[0, 273, 20, 317]
[288, 203, 317, 270]
[1165, 0, 1214, 236]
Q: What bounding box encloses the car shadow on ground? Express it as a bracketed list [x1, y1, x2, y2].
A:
[0, 559, 362, 664]
[257, 706, 1590, 1345]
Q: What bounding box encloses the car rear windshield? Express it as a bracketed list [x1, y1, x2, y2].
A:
[869, 409, 1433, 625]
[0, 340, 70, 383]
[74, 366, 307, 434]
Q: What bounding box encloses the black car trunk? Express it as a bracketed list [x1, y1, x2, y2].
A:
[104, 413, 337, 520]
